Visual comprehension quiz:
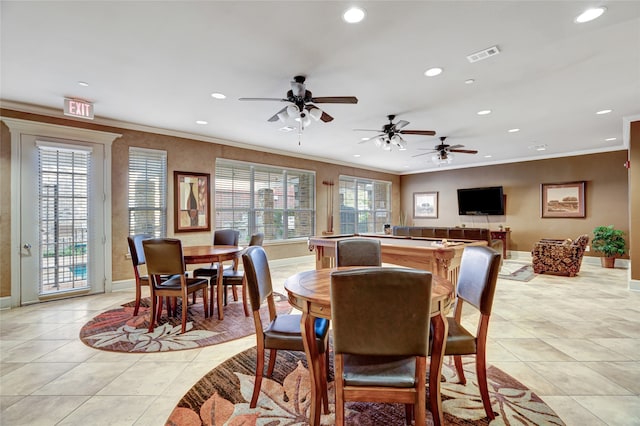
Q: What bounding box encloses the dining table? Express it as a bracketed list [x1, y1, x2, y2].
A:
[284, 267, 454, 426]
[182, 245, 243, 320]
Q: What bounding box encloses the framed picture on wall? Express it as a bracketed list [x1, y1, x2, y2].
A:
[540, 181, 585, 218]
[174, 171, 211, 232]
[413, 191, 438, 218]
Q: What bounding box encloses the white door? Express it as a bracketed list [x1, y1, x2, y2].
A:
[20, 135, 106, 304]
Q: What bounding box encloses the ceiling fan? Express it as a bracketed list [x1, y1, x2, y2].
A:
[413, 136, 478, 163]
[355, 115, 436, 151]
[239, 75, 358, 128]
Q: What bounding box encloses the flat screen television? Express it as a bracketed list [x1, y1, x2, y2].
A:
[457, 186, 505, 215]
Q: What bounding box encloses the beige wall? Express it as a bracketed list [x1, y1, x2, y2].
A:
[0, 109, 399, 295]
[400, 151, 629, 256]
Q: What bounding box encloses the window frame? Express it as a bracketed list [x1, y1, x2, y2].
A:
[339, 175, 392, 234]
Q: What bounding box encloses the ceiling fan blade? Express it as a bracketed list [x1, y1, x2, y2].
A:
[394, 120, 410, 131]
[412, 151, 437, 158]
[449, 149, 478, 154]
[311, 96, 358, 104]
[354, 128, 385, 132]
[399, 130, 436, 136]
[319, 111, 333, 122]
[239, 97, 288, 102]
[358, 133, 385, 142]
[267, 106, 288, 122]
[447, 144, 464, 150]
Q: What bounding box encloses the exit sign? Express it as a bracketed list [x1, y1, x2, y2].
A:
[64, 98, 94, 120]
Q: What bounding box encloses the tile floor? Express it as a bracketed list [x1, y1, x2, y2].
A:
[1, 255, 639, 425]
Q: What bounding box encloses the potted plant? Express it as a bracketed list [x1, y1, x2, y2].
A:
[592, 225, 626, 268]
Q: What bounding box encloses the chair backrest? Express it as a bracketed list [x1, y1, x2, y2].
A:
[214, 229, 240, 246]
[456, 246, 501, 316]
[142, 238, 185, 280]
[127, 234, 152, 267]
[242, 246, 273, 311]
[331, 267, 432, 357]
[248, 232, 265, 247]
[335, 238, 382, 266]
[573, 234, 589, 250]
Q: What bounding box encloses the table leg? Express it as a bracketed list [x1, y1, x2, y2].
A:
[429, 305, 448, 426]
[300, 305, 322, 426]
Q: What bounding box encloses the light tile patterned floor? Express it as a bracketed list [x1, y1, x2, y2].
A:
[1, 255, 639, 425]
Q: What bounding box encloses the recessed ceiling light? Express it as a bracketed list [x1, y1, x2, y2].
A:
[353, 154, 361, 158]
[279, 126, 295, 132]
[211, 92, 226, 99]
[424, 67, 443, 77]
[528, 143, 547, 151]
[477, 110, 492, 115]
[605, 137, 617, 141]
[360, 137, 371, 141]
[464, 79, 475, 85]
[195, 120, 208, 125]
[508, 128, 520, 133]
[596, 109, 612, 115]
[78, 81, 89, 87]
[343, 7, 365, 23]
[575, 7, 606, 23]
[484, 155, 493, 158]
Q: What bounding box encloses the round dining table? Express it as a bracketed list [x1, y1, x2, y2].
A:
[182, 245, 242, 319]
[285, 267, 454, 426]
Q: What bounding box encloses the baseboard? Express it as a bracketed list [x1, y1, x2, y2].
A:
[112, 279, 135, 292]
[629, 278, 640, 292]
[0, 296, 12, 310]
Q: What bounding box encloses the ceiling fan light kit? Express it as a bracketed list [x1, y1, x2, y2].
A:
[356, 114, 435, 152]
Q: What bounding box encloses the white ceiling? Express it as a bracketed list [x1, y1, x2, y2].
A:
[2, 1, 639, 174]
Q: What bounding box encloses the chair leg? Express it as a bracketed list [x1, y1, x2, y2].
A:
[157, 296, 164, 321]
[148, 295, 157, 333]
[231, 285, 238, 301]
[404, 404, 413, 425]
[133, 283, 142, 316]
[335, 354, 345, 426]
[250, 344, 266, 408]
[318, 350, 329, 414]
[454, 355, 466, 385]
[181, 293, 188, 334]
[266, 348, 277, 376]
[476, 352, 495, 420]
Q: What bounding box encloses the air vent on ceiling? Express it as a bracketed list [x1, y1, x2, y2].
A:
[467, 45, 501, 63]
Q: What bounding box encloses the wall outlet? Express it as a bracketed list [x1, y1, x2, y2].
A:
[585, 245, 590, 252]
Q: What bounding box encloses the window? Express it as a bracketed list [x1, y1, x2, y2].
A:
[339, 176, 391, 234]
[215, 159, 315, 243]
[128, 147, 167, 237]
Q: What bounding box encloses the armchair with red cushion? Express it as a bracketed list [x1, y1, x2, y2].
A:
[531, 234, 589, 277]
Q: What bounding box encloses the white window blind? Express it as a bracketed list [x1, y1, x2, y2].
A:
[339, 176, 391, 234]
[215, 159, 315, 243]
[38, 144, 90, 293]
[128, 147, 167, 237]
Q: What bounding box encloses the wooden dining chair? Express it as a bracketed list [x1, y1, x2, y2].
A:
[221, 232, 264, 316]
[331, 267, 433, 426]
[335, 237, 382, 266]
[127, 234, 153, 316]
[242, 246, 330, 410]
[142, 238, 209, 334]
[444, 245, 501, 420]
[192, 228, 240, 281]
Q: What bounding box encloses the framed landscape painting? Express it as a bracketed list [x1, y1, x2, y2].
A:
[413, 192, 438, 218]
[174, 171, 211, 232]
[541, 181, 585, 218]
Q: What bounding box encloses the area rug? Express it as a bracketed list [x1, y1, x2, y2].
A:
[499, 264, 536, 282]
[167, 347, 564, 425]
[79, 294, 291, 353]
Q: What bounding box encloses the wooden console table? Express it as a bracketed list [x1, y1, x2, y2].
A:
[490, 230, 510, 259]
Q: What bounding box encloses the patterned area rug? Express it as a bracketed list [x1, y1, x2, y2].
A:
[79, 294, 291, 353]
[499, 264, 536, 282]
[167, 347, 564, 425]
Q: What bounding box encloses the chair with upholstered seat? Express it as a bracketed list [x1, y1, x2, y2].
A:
[242, 246, 330, 410]
[443, 245, 501, 421]
[331, 267, 433, 426]
[335, 238, 382, 266]
[221, 232, 264, 316]
[142, 238, 209, 334]
[531, 234, 589, 277]
[192, 228, 240, 281]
